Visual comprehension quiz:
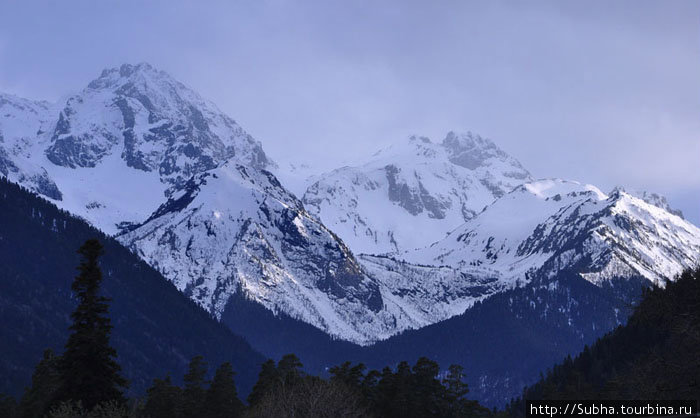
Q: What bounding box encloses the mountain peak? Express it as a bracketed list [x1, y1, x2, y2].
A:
[88, 62, 169, 90]
[302, 131, 533, 255]
[442, 131, 522, 172]
[374, 131, 527, 173]
[45, 62, 270, 185]
[609, 186, 684, 219]
[0, 63, 270, 233]
[118, 62, 155, 76]
[443, 130, 494, 148]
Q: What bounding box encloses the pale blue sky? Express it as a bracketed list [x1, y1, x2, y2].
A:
[1, 0, 698, 223]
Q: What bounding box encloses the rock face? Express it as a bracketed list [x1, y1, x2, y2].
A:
[46, 63, 269, 185]
[301, 133, 532, 255]
[119, 162, 396, 343]
[396, 179, 700, 287]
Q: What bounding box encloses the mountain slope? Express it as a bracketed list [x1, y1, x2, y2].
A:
[218, 265, 647, 407]
[118, 162, 399, 343]
[302, 133, 532, 255]
[356, 270, 648, 407]
[345, 179, 700, 337]
[0, 177, 265, 397]
[508, 267, 700, 416]
[117, 159, 521, 344]
[401, 179, 700, 286]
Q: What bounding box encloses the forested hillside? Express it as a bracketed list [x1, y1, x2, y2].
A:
[0, 177, 265, 397]
[223, 267, 646, 406]
[508, 267, 700, 416]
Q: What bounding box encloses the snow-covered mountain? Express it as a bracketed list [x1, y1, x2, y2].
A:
[385, 179, 700, 288]
[302, 133, 532, 255]
[2, 63, 699, 347]
[1, 63, 497, 344]
[118, 161, 400, 343]
[0, 63, 271, 235]
[117, 161, 500, 343]
[0, 64, 400, 343]
[349, 179, 700, 345]
[47, 63, 270, 177]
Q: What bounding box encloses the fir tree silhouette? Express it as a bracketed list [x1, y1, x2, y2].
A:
[206, 362, 244, 418]
[55, 239, 127, 409]
[181, 355, 207, 417]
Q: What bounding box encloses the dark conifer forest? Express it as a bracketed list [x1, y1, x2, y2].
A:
[507, 268, 700, 416]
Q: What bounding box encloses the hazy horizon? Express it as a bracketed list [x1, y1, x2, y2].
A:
[1, 0, 697, 224]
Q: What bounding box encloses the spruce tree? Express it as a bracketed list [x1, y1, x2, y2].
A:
[181, 355, 208, 417]
[205, 362, 244, 418]
[18, 349, 61, 418]
[276, 353, 303, 385]
[143, 376, 182, 418]
[443, 364, 478, 417]
[248, 354, 304, 409]
[55, 239, 127, 410]
[443, 364, 469, 402]
[411, 357, 442, 416]
[247, 359, 277, 408]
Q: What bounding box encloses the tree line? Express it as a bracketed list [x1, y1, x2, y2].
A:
[0, 240, 497, 418]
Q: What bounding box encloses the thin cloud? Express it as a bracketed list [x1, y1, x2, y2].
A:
[0, 0, 697, 222]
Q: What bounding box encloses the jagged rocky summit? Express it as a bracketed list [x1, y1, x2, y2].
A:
[301, 133, 532, 255]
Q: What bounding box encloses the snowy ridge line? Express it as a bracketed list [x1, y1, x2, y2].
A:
[394, 179, 700, 289]
[2, 62, 699, 344]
